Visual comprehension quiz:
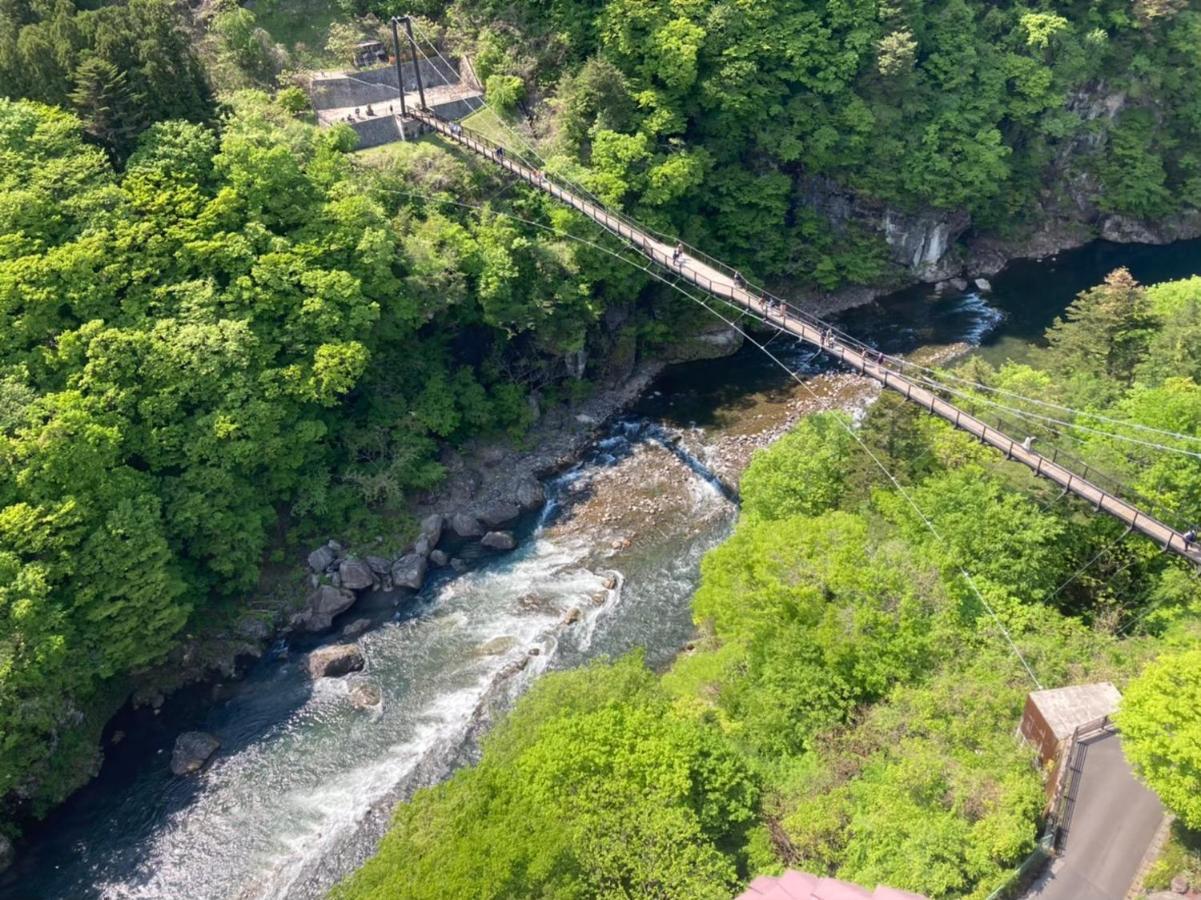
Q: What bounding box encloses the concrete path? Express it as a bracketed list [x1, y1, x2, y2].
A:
[1026, 731, 1163, 900]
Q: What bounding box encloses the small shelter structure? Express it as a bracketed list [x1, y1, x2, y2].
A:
[1019, 681, 1121, 765]
[353, 41, 387, 68]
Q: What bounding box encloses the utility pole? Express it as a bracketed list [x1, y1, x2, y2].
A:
[389, 17, 407, 119]
[401, 16, 427, 110]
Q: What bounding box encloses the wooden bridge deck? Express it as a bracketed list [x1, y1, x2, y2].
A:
[409, 108, 1201, 566]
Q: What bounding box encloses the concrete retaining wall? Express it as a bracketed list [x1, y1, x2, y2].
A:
[429, 96, 478, 122]
[350, 115, 404, 149]
[311, 58, 461, 111]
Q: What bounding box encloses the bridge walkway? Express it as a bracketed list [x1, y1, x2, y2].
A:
[409, 108, 1201, 566]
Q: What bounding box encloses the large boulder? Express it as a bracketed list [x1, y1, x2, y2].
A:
[478, 500, 521, 529]
[171, 731, 220, 776]
[307, 643, 365, 679]
[296, 584, 356, 632]
[481, 531, 517, 551]
[391, 553, 428, 591]
[338, 558, 374, 591]
[307, 545, 336, 573]
[449, 512, 484, 538]
[341, 618, 372, 639]
[365, 555, 391, 576]
[419, 513, 443, 547]
[516, 479, 546, 512]
[429, 549, 450, 568]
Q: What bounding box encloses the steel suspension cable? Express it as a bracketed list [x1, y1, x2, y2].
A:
[371, 180, 1045, 686]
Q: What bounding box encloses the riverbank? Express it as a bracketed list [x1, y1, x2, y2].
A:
[7, 236, 1201, 894]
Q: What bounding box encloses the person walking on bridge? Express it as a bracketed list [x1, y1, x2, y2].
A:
[672, 242, 684, 266]
[1185, 527, 1198, 549]
[733, 270, 745, 289]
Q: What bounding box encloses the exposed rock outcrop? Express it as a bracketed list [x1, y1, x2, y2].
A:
[171, 731, 220, 775]
[365, 555, 391, 576]
[419, 513, 443, 547]
[338, 558, 374, 591]
[307, 644, 365, 679]
[663, 321, 744, 363]
[881, 208, 971, 281]
[306, 545, 336, 573]
[294, 584, 356, 632]
[449, 512, 485, 539]
[478, 500, 520, 528]
[516, 478, 546, 512]
[391, 553, 428, 591]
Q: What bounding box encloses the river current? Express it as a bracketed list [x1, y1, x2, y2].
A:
[5, 238, 1200, 900]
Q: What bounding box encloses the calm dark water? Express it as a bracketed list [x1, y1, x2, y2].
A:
[643, 237, 1201, 427]
[6, 237, 1200, 900]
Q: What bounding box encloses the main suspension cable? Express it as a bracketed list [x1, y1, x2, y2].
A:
[369, 181, 1046, 686]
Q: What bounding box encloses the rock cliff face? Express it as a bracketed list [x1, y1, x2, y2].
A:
[797, 84, 1200, 297]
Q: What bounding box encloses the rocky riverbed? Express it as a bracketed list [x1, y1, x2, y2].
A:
[9, 236, 1201, 898]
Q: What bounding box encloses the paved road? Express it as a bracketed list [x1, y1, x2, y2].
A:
[1026, 731, 1163, 900]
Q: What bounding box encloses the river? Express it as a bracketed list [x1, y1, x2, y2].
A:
[4, 238, 1199, 900]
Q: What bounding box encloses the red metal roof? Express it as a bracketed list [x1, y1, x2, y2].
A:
[736, 870, 927, 900]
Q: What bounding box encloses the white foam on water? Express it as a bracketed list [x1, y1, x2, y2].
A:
[954, 292, 1006, 345]
[92, 532, 612, 900]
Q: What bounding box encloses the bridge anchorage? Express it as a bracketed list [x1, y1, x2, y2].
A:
[384, 26, 1201, 567]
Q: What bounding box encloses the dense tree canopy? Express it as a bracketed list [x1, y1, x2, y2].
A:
[332, 655, 760, 900]
[0, 0, 213, 157]
[336, 270, 1201, 899]
[1118, 650, 1201, 830]
[444, 0, 1201, 287]
[0, 93, 689, 815]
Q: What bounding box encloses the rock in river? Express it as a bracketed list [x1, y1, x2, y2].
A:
[516, 479, 546, 512]
[171, 731, 220, 776]
[348, 681, 382, 709]
[450, 512, 485, 539]
[419, 513, 443, 547]
[341, 618, 372, 639]
[481, 530, 517, 551]
[338, 559, 374, 591]
[391, 552, 428, 591]
[307, 644, 365, 679]
[295, 584, 356, 632]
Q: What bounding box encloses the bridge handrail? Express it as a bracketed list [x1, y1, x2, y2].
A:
[908, 379, 1188, 531]
[411, 107, 1201, 564]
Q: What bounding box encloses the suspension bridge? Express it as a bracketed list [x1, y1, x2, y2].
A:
[371, 19, 1201, 567]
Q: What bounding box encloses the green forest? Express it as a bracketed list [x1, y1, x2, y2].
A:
[3, 0, 1201, 877]
[334, 272, 1201, 900]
